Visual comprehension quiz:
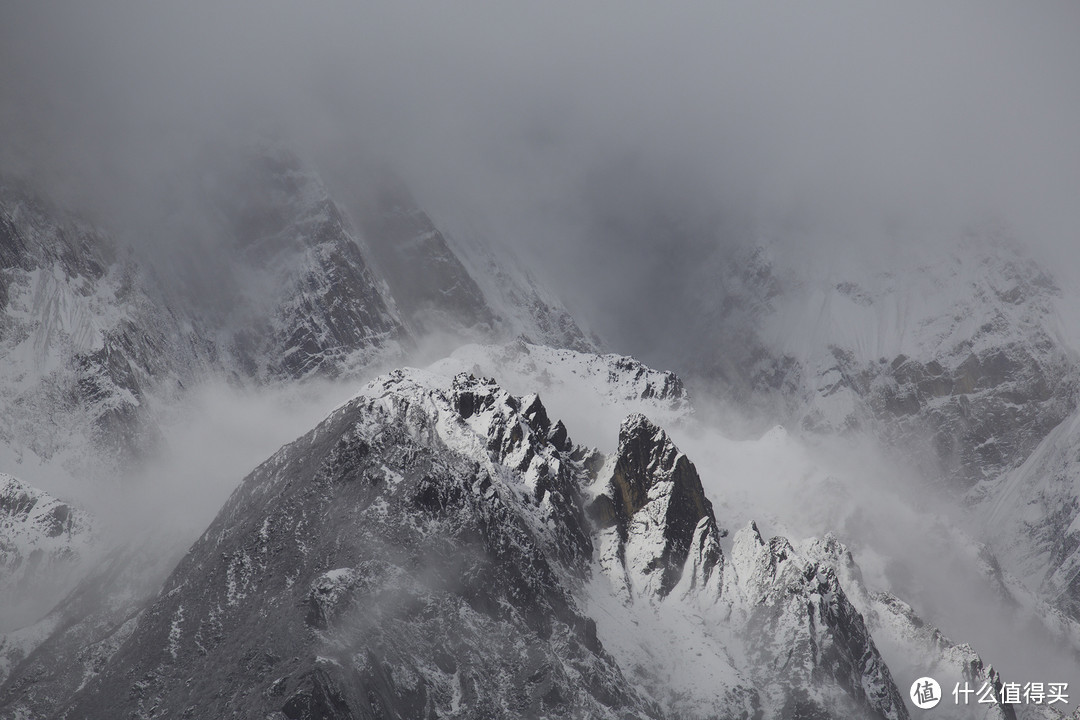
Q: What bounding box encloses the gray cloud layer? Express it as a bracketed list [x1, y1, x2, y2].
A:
[3, 1, 1078, 351]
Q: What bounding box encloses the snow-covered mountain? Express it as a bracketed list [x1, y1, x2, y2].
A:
[981, 403, 1080, 623]
[14, 369, 907, 720]
[0, 149, 592, 473]
[685, 230, 1078, 492]
[205, 148, 411, 381]
[668, 228, 1080, 628]
[4, 152, 1080, 719]
[0, 183, 215, 472]
[0, 474, 96, 634]
[6, 366, 1066, 719]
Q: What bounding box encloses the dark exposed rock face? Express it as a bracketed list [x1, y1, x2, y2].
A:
[589, 414, 721, 598]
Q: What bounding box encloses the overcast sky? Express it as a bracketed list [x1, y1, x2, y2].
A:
[3, 2, 1079, 351]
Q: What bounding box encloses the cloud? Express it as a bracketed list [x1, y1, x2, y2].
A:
[3, 2, 1076, 239]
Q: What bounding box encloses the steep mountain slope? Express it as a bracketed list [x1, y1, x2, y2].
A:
[315, 159, 594, 354]
[206, 148, 410, 380]
[799, 536, 1019, 720]
[0, 154, 412, 474]
[336, 170, 595, 353]
[670, 227, 1080, 634]
[586, 416, 907, 720]
[0, 346, 683, 718]
[437, 227, 597, 353]
[0, 182, 215, 470]
[0, 176, 624, 711]
[344, 173, 497, 340]
[0, 149, 595, 478]
[0, 533, 184, 719]
[5, 152, 1078, 719]
[57, 371, 657, 720]
[34, 370, 924, 720]
[981, 403, 1080, 622]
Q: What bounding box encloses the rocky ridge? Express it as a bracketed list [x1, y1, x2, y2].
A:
[1, 369, 923, 720]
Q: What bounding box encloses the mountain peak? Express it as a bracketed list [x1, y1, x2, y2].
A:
[590, 413, 721, 600]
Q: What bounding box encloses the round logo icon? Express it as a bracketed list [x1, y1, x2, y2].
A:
[910, 677, 942, 710]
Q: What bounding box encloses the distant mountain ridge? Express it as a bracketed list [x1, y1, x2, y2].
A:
[0, 148, 592, 475]
[684, 232, 1078, 492]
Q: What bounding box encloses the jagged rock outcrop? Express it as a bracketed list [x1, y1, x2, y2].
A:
[429, 340, 692, 450]
[794, 532, 1033, 720]
[52, 371, 657, 720]
[588, 414, 722, 600]
[869, 592, 1016, 720]
[584, 415, 905, 720]
[721, 523, 908, 720]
